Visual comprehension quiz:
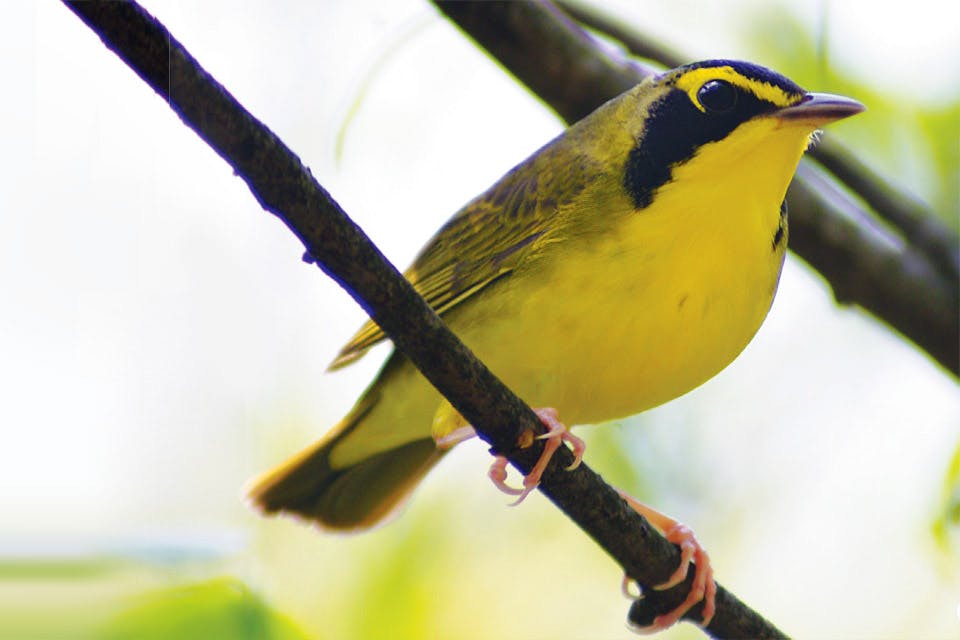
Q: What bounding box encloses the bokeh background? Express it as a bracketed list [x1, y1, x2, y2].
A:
[2, 1, 958, 638]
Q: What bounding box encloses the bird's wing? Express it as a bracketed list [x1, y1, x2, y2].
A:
[329, 153, 586, 370]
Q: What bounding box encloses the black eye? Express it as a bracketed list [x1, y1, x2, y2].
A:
[698, 80, 736, 113]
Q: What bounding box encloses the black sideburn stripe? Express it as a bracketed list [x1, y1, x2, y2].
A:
[623, 85, 773, 210]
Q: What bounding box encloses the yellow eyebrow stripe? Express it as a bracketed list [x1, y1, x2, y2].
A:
[674, 66, 801, 111]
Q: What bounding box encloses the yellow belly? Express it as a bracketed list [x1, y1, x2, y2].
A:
[455, 197, 786, 426]
[329, 189, 787, 470]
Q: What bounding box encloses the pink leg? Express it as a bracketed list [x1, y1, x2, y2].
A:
[435, 425, 478, 450]
[618, 490, 715, 632]
[488, 408, 585, 505]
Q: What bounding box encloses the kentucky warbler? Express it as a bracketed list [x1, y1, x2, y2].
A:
[251, 60, 863, 535]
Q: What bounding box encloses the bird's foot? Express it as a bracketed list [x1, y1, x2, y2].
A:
[618, 490, 715, 633]
[488, 407, 585, 505]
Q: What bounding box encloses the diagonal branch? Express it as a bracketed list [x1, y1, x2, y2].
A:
[62, 1, 784, 637]
[435, 0, 959, 377]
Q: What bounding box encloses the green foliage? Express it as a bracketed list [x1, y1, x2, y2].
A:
[917, 104, 960, 225]
[933, 438, 960, 553]
[101, 578, 308, 640]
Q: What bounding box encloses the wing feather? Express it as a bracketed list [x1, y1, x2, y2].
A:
[328, 147, 593, 370]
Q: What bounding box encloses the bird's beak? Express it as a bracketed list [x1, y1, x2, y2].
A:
[774, 92, 865, 126]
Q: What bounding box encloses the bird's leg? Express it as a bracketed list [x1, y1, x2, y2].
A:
[618, 489, 716, 632]
[434, 425, 477, 449]
[438, 411, 712, 629]
[488, 407, 585, 505]
[433, 407, 585, 504]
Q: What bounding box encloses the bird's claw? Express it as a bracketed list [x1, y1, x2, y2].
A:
[618, 493, 716, 633]
[487, 407, 585, 504]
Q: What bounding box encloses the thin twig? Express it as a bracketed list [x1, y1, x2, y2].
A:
[62, 1, 785, 638]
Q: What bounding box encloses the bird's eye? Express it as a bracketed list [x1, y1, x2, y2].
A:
[697, 80, 736, 113]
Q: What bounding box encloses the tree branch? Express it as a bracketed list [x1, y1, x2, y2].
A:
[810, 137, 960, 283]
[435, 0, 959, 377]
[787, 162, 958, 367]
[63, 1, 784, 638]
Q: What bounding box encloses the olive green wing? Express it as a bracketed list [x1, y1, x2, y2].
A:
[328, 158, 578, 371]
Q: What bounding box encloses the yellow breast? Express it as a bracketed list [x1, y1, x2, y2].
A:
[451, 116, 804, 426]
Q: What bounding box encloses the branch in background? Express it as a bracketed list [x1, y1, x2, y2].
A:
[810, 137, 960, 282]
[62, 1, 785, 638]
[421, 0, 644, 123]
[787, 162, 958, 367]
[559, 0, 685, 69]
[435, 0, 959, 377]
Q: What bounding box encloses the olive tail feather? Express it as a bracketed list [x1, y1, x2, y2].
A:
[248, 434, 443, 532]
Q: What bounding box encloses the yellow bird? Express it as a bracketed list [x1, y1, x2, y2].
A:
[250, 59, 862, 628]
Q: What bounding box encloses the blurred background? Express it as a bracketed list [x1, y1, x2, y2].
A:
[2, 1, 957, 638]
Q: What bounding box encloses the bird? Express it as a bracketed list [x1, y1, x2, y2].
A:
[249, 59, 863, 631]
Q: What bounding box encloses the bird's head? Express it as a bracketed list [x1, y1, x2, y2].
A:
[624, 59, 864, 209]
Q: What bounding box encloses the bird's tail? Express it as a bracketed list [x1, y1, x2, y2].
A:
[248, 400, 444, 531]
